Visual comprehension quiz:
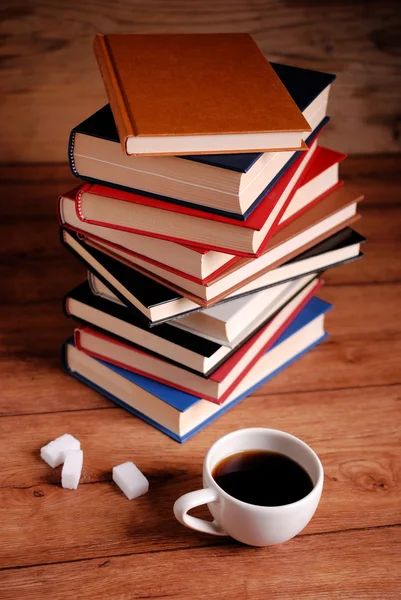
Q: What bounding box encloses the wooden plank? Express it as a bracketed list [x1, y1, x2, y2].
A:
[0, 164, 76, 219]
[0, 527, 400, 599]
[324, 204, 401, 286]
[0, 360, 112, 416]
[1, 282, 401, 417]
[0, 253, 85, 306]
[1, 1, 401, 161]
[0, 384, 400, 569]
[340, 156, 401, 206]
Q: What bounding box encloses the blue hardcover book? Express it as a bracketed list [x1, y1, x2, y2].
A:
[62, 297, 331, 442]
[69, 61, 334, 220]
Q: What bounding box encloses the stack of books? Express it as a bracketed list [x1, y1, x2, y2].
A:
[60, 33, 365, 442]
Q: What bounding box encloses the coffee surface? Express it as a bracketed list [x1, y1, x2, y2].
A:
[212, 449, 314, 506]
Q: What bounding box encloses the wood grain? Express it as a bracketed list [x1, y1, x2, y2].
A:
[0, 158, 400, 597]
[1, 0, 401, 161]
[0, 528, 400, 600]
[0, 384, 400, 569]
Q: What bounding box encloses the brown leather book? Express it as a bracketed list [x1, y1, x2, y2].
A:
[93, 33, 311, 156]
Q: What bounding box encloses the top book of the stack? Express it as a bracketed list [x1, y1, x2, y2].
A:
[93, 33, 312, 156]
[73, 54, 335, 218]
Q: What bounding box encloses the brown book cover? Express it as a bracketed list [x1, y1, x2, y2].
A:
[93, 33, 311, 156]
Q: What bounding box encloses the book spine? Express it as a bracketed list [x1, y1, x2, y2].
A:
[60, 337, 74, 373]
[87, 271, 98, 297]
[73, 328, 83, 351]
[93, 34, 134, 155]
[56, 196, 64, 226]
[68, 130, 80, 178]
[74, 183, 93, 223]
[62, 292, 72, 320]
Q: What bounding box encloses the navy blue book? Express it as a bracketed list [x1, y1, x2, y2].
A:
[69, 62, 335, 219]
[62, 296, 331, 442]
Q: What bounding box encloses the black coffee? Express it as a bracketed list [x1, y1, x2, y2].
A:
[212, 449, 314, 506]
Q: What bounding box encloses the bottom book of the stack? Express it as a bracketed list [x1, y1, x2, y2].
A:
[62, 296, 331, 442]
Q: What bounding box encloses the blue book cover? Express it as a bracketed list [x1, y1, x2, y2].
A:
[62, 297, 332, 442]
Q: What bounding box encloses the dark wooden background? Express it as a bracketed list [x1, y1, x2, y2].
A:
[1, 0, 401, 161]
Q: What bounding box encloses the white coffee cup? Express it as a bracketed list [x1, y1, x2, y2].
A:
[173, 428, 323, 546]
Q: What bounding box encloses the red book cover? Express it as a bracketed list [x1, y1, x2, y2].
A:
[73, 133, 338, 237]
[72, 139, 324, 257]
[64, 145, 345, 284]
[300, 147, 346, 184]
[58, 192, 208, 255]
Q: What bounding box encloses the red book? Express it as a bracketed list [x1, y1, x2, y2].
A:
[73, 139, 320, 257]
[63, 146, 345, 285]
[74, 277, 321, 404]
[58, 191, 239, 281]
[275, 146, 346, 231]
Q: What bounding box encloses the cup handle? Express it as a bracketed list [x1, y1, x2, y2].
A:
[173, 488, 227, 536]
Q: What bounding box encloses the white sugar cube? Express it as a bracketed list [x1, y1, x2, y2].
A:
[40, 434, 81, 468]
[61, 449, 83, 490]
[112, 462, 149, 500]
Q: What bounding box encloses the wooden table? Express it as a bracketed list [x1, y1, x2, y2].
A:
[0, 158, 400, 599]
